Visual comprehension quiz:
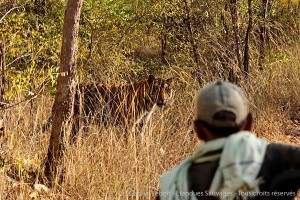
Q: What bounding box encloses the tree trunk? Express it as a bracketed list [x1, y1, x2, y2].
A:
[183, 0, 202, 85]
[229, 0, 242, 71]
[259, 0, 267, 70]
[161, 13, 167, 64]
[221, 3, 233, 76]
[0, 43, 6, 107]
[44, 0, 84, 185]
[243, 0, 253, 78]
[183, 0, 200, 67]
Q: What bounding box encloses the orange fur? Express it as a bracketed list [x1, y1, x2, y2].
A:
[71, 75, 174, 136]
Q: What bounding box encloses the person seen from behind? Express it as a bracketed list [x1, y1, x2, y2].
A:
[157, 80, 300, 200]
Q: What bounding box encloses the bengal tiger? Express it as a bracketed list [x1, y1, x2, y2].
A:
[43, 75, 174, 138]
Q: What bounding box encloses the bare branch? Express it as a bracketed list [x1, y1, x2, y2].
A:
[0, 76, 50, 111]
[5, 53, 34, 69]
[0, 6, 21, 22]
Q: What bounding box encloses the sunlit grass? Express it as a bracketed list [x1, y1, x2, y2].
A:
[0, 44, 300, 199]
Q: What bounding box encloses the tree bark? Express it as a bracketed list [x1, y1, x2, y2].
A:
[259, 0, 268, 70]
[161, 13, 167, 64]
[44, 0, 84, 185]
[183, 0, 200, 67]
[228, 0, 242, 71]
[0, 43, 6, 107]
[183, 0, 202, 85]
[243, 0, 253, 78]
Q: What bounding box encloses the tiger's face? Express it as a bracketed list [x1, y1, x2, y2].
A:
[147, 75, 174, 108]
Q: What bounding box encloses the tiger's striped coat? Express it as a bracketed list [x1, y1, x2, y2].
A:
[71, 74, 174, 137]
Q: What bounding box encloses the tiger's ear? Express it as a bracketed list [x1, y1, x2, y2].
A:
[147, 74, 156, 84]
[166, 77, 174, 85]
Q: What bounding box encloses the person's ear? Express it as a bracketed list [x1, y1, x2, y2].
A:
[194, 120, 209, 141]
[242, 113, 253, 131]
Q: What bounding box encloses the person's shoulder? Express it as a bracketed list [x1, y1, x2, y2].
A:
[267, 142, 300, 151]
[159, 157, 193, 188]
[265, 142, 300, 159]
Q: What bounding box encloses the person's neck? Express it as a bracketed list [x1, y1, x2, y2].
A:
[204, 134, 225, 142]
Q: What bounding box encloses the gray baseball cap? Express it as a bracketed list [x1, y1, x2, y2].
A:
[195, 80, 248, 127]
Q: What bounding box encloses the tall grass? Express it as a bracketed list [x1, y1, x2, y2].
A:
[0, 44, 300, 199]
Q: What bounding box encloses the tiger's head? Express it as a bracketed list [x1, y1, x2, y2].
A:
[146, 74, 174, 108]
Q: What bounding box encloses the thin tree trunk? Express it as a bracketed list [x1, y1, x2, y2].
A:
[183, 0, 202, 84]
[44, 0, 84, 185]
[0, 43, 6, 107]
[243, 0, 253, 78]
[221, 3, 230, 70]
[30, 74, 34, 134]
[259, 0, 267, 70]
[183, 0, 200, 67]
[229, 0, 242, 71]
[161, 13, 167, 64]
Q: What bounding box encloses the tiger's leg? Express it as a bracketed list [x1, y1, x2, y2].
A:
[119, 114, 130, 142]
[71, 114, 80, 143]
[71, 108, 91, 143]
[71, 100, 85, 143]
[71, 86, 83, 143]
[133, 107, 156, 142]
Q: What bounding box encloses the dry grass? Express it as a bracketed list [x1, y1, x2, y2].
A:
[0, 44, 300, 199]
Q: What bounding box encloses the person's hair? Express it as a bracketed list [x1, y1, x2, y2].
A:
[196, 110, 244, 137]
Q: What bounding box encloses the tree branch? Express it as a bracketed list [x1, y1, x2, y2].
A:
[0, 6, 21, 22]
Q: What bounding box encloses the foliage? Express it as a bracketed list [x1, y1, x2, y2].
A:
[0, 0, 63, 99]
[0, 0, 300, 198]
[1, 0, 300, 89]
